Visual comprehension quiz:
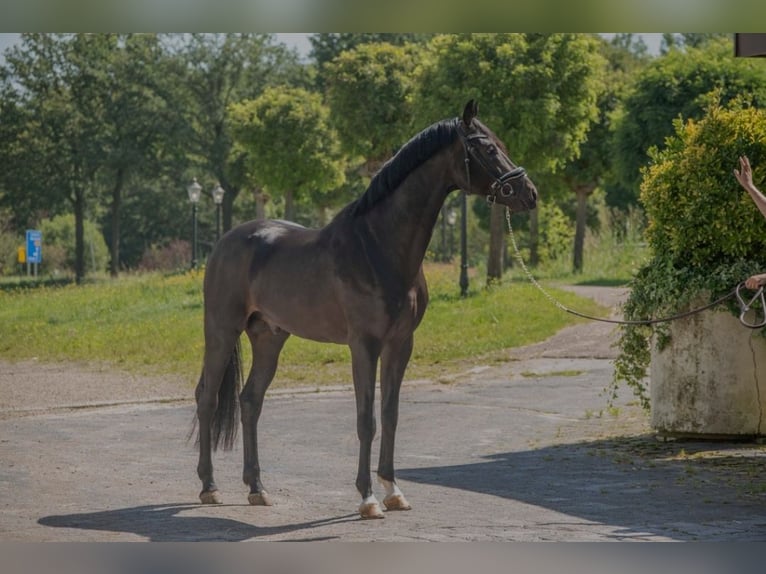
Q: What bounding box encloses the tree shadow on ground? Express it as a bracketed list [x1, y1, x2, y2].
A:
[398, 434, 766, 541]
[38, 504, 357, 542]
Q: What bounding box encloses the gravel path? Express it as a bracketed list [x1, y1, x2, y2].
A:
[3, 285, 766, 542]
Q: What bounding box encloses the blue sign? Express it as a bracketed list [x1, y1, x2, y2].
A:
[26, 229, 42, 264]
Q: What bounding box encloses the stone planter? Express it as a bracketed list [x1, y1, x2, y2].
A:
[650, 304, 766, 438]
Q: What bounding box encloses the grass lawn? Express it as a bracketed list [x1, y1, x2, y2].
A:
[0, 262, 607, 389]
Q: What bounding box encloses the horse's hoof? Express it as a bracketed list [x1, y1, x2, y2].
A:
[199, 490, 222, 504]
[248, 491, 272, 506]
[359, 499, 385, 519]
[383, 493, 411, 511]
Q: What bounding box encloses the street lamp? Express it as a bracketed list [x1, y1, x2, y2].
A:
[187, 178, 202, 270]
[459, 192, 469, 297]
[446, 208, 457, 261]
[212, 183, 225, 242]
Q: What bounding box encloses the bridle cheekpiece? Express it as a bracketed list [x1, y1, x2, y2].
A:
[457, 121, 527, 205]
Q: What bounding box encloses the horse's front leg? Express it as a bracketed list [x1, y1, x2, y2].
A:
[350, 337, 383, 519]
[377, 335, 414, 512]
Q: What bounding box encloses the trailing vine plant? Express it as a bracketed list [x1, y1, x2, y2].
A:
[609, 97, 766, 410]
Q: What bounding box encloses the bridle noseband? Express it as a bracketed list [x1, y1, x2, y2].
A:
[457, 123, 528, 206]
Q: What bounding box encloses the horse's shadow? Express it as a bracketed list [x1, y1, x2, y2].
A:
[397, 435, 766, 541]
[38, 504, 357, 542]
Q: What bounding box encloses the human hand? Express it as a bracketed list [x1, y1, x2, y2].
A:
[734, 155, 755, 191]
[745, 273, 766, 290]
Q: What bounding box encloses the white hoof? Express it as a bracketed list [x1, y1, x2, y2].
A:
[359, 496, 385, 519]
[378, 477, 411, 510]
[383, 493, 411, 511]
[199, 490, 222, 504]
[248, 491, 272, 506]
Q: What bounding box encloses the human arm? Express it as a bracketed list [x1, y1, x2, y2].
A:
[734, 156, 766, 220]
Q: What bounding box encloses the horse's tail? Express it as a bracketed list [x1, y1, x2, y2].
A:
[189, 340, 243, 452]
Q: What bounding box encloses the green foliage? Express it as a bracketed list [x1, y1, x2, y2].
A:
[613, 37, 766, 203]
[612, 100, 766, 408]
[323, 42, 420, 163]
[472, 197, 574, 266]
[537, 204, 648, 285]
[228, 86, 345, 220]
[0, 210, 19, 276]
[39, 214, 109, 275]
[413, 33, 607, 283]
[536, 200, 575, 263]
[163, 33, 309, 232]
[414, 33, 606, 174]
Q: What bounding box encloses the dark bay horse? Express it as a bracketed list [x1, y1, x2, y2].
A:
[193, 100, 538, 519]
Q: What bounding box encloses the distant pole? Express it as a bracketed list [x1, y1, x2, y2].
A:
[459, 192, 469, 297]
[187, 178, 202, 270]
[212, 183, 225, 243]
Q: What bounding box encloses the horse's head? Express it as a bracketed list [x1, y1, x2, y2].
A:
[456, 99, 537, 212]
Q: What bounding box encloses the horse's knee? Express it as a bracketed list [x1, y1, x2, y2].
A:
[356, 411, 377, 441]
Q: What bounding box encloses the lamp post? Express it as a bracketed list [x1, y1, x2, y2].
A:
[446, 208, 457, 261]
[212, 183, 225, 242]
[187, 178, 202, 270]
[459, 192, 469, 297]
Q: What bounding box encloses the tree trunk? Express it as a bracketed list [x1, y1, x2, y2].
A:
[218, 176, 238, 233]
[74, 186, 85, 284]
[486, 203, 505, 284]
[252, 187, 268, 221]
[284, 189, 296, 221]
[529, 208, 539, 267]
[109, 167, 124, 278]
[572, 184, 595, 274]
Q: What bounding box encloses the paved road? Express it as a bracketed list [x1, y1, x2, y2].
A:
[2, 287, 766, 541]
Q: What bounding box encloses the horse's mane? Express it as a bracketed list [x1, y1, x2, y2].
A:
[350, 117, 460, 216]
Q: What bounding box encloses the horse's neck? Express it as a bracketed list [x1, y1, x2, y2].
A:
[362, 155, 454, 281]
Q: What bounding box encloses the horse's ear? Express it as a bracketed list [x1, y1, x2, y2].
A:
[462, 99, 478, 126]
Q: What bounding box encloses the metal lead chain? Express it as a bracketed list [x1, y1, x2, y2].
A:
[503, 208, 746, 327]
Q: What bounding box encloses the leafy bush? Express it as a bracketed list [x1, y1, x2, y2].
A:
[611, 98, 766, 408]
[39, 214, 109, 275]
[0, 210, 20, 277]
[138, 240, 192, 272]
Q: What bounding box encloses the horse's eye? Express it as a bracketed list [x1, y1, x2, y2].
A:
[486, 144, 498, 155]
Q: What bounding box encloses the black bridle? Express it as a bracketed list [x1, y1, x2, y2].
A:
[457, 123, 528, 205]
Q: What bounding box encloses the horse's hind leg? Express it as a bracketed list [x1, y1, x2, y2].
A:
[241, 320, 289, 506]
[377, 335, 414, 511]
[196, 328, 242, 504]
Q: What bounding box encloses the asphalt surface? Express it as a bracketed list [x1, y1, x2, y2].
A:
[2, 286, 766, 541]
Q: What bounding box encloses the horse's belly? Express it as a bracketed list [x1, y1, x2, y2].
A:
[258, 304, 348, 344]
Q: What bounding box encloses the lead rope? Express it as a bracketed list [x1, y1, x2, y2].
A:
[503, 207, 764, 327]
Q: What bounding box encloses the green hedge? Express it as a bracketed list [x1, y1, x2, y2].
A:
[612, 98, 766, 408]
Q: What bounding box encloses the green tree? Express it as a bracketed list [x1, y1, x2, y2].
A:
[173, 33, 309, 232]
[0, 34, 117, 283]
[660, 33, 730, 54]
[96, 34, 187, 277]
[309, 33, 431, 88]
[414, 33, 605, 283]
[563, 35, 647, 273]
[612, 37, 766, 205]
[228, 86, 346, 222]
[0, 34, 189, 280]
[39, 214, 109, 275]
[323, 42, 421, 176]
